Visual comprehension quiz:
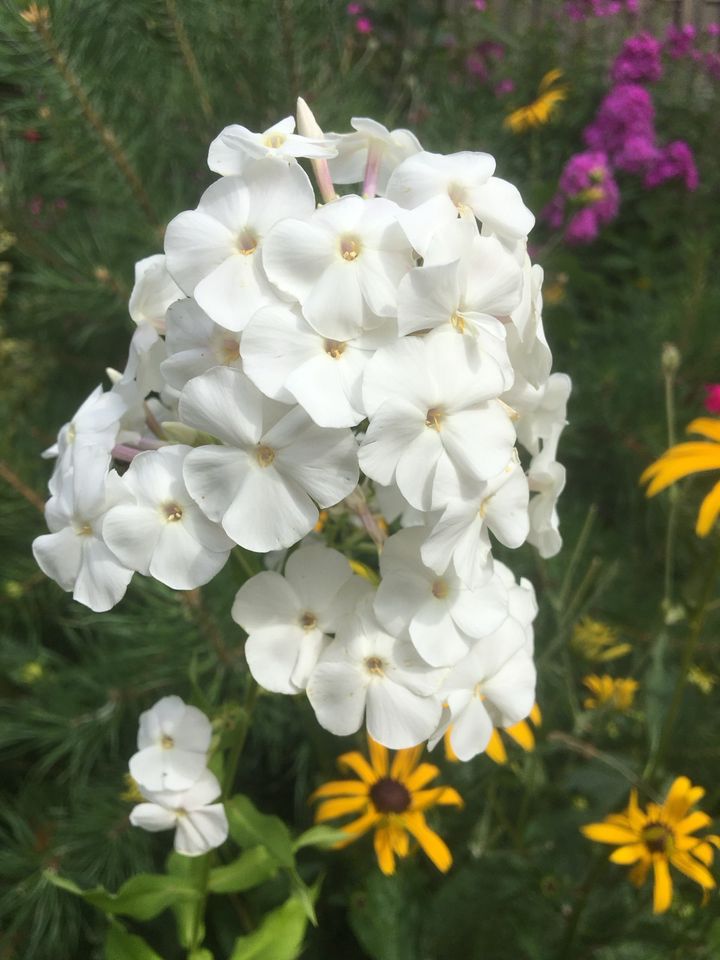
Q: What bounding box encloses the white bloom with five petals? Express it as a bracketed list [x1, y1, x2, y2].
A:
[129, 695, 212, 792]
[160, 298, 242, 392]
[208, 116, 337, 176]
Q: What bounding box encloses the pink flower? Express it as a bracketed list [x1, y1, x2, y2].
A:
[707, 22, 720, 37]
[611, 33, 663, 84]
[495, 78, 515, 96]
[356, 16, 373, 34]
[704, 385, 720, 414]
[347, 2, 363, 13]
[472, 0, 487, 9]
[665, 24, 696, 59]
[644, 140, 699, 191]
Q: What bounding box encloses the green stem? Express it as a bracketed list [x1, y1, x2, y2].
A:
[662, 361, 678, 615]
[645, 534, 720, 780]
[556, 505, 597, 615]
[223, 676, 260, 798]
[557, 852, 606, 960]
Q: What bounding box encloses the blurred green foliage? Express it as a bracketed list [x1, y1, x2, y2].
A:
[1, 1, 720, 957]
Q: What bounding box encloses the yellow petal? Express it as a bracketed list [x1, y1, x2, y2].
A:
[539, 68, 564, 91]
[315, 796, 368, 822]
[670, 851, 716, 890]
[403, 812, 453, 873]
[338, 751, 379, 784]
[410, 787, 464, 811]
[676, 810, 712, 836]
[530, 703, 542, 726]
[390, 823, 409, 857]
[609, 843, 645, 865]
[663, 776, 696, 822]
[485, 729, 508, 764]
[652, 856, 673, 913]
[310, 780, 369, 801]
[405, 762, 441, 791]
[336, 809, 381, 846]
[629, 857, 650, 888]
[685, 841, 714, 866]
[506, 719, 535, 752]
[373, 825, 396, 875]
[643, 451, 720, 497]
[696, 480, 720, 537]
[687, 418, 720, 442]
[581, 822, 639, 845]
[391, 743, 424, 783]
[367, 736, 389, 777]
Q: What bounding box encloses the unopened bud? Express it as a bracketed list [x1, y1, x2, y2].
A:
[661, 342, 681, 377]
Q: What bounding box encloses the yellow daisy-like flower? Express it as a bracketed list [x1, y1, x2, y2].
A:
[640, 418, 720, 536]
[310, 737, 462, 876]
[444, 702, 542, 765]
[504, 68, 568, 133]
[571, 616, 631, 662]
[581, 776, 719, 913]
[582, 674, 638, 711]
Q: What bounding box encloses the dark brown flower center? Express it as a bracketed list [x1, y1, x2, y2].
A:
[370, 777, 411, 814]
[641, 822, 673, 854]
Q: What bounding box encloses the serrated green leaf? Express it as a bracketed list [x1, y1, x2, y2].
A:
[292, 825, 347, 852]
[228, 896, 308, 960]
[208, 846, 278, 894]
[225, 795, 295, 868]
[105, 924, 164, 960]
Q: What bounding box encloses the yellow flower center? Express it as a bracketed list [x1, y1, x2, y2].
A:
[300, 611, 318, 631]
[163, 502, 183, 522]
[431, 578, 449, 599]
[255, 444, 276, 468]
[450, 311, 465, 333]
[340, 236, 361, 261]
[324, 339, 346, 359]
[425, 407, 444, 430]
[370, 777, 411, 814]
[76, 522, 93, 537]
[365, 656, 385, 676]
[641, 822, 674, 855]
[220, 338, 240, 364]
[161, 734, 174, 750]
[264, 132, 287, 149]
[236, 229, 258, 256]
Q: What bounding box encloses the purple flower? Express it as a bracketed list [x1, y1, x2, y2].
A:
[356, 16, 373, 34]
[495, 78, 515, 97]
[665, 24, 696, 59]
[583, 83, 655, 160]
[614, 133, 658, 174]
[565, 208, 601, 244]
[611, 33, 663, 84]
[465, 52, 489, 80]
[704, 52, 720, 81]
[644, 140, 699, 191]
[564, 0, 636, 21]
[707, 22, 720, 38]
[346, 2, 363, 13]
[547, 150, 620, 244]
[704, 384, 720, 414]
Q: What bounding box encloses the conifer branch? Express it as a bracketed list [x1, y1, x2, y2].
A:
[0, 460, 45, 513]
[20, 4, 160, 230]
[164, 0, 215, 129]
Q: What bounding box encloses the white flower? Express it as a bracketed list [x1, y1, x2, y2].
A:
[129, 695, 213, 791]
[372, 481, 426, 529]
[506, 371, 571, 457]
[359, 329, 516, 510]
[107, 322, 167, 417]
[306, 595, 443, 749]
[179, 367, 359, 552]
[262, 194, 414, 341]
[102, 445, 233, 590]
[208, 116, 336, 176]
[326, 117, 422, 194]
[421, 456, 530, 582]
[164, 160, 314, 331]
[161, 298, 242, 392]
[374, 528, 508, 667]
[128, 254, 184, 334]
[507, 260, 552, 388]
[241, 304, 394, 428]
[43, 384, 126, 476]
[130, 769, 228, 857]
[527, 430, 567, 559]
[32, 446, 134, 612]
[433, 638, 536, 762]
[231, 545, 371, 693]
[493, 559, 538, 645]
[387, 150, 535, 241]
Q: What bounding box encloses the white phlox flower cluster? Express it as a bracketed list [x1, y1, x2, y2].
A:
[128, 696, 228, 856]
[32, 100, 570, 762]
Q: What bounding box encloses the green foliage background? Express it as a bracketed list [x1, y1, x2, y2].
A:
[1, 1, 720, 957]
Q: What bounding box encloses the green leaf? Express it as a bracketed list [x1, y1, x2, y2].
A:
[105, 924, 164, 960]
[188, 951, 214, 960]
[225, 795, 295, 868]
[288, 870, 319, 926]
[45, 869, 200, 921]
[228, 896, 309, 960]
[208, 846, 278, 894]
[292, 825, 347, 852]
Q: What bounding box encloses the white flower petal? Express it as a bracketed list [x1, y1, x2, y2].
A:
[365, 678, 441, 749]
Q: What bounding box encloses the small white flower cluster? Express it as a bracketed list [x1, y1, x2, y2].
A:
[32, 102, 570, 762]
[128, 695, 228, 857]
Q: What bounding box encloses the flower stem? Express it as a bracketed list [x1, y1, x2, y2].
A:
[645, 534, 720, 780]
[223, 675, 259, 798]
[556, 504, 597, 616]
[557, 852, 606, 960]
[662, 351, 679, 617]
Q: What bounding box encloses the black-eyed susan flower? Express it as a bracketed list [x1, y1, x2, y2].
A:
[641, 418, 720, 536]
[581, 776, 719, 913]
[582, 674, 638, 711]
[504, 69, 568, 133]
[310, 736, 462, 875]
[571, 616, 631, 662]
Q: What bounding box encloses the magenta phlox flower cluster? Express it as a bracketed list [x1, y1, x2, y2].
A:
[705, 385, 720, 414]
[564, 0, 637, 22]
[546, 151, 619, 244]
[611, 33, 663, 84]
[643, 140, 699, 191]
[583, 83, 655, 161]
[665, 24, 696, 60]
